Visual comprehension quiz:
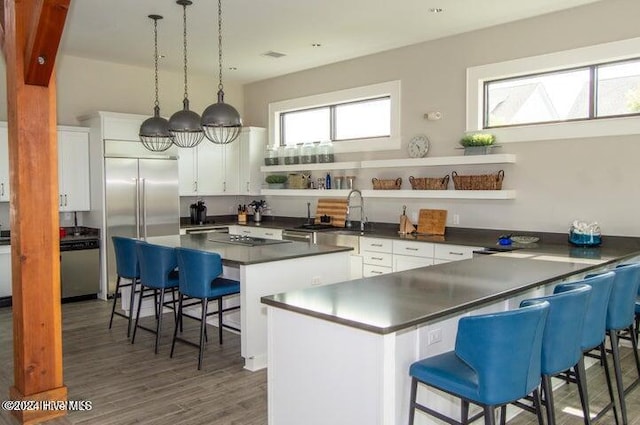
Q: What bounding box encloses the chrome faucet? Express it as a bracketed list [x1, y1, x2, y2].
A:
[346, 189, 366, 232]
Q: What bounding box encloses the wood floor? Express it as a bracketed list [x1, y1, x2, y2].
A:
[0, 299, 639, 424]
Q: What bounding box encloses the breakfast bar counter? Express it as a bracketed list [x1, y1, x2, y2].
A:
[146, 233, 352, 371]
[261, 245, 640, 425]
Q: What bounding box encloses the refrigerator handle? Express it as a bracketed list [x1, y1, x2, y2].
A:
[141, 178, 148, 239]
[134, 178, 141, 239]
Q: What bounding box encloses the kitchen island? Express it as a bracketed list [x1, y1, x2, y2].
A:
[262, 246, 640, 425]
[145, 233, 352, 371]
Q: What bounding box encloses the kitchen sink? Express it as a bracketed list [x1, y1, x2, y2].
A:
[315, 231, 361, 255]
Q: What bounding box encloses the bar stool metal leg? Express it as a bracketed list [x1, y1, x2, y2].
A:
[109, 276, 122, 330]
[127, 278, 137, 338]
[408, 378, 417, 425]
[154, 288, 166, 354]
[542, 375, 557, 425]
[198, 298, 208, 370]
[574, 357, 592, 425]
[609, 330, 628, 425]
[483, 406, 496, 425]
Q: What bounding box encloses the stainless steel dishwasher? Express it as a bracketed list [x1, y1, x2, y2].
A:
[60, 239, 100, 299]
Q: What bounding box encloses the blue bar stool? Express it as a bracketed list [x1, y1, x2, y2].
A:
[602, 263, 640, 425]
[171, 247, 240, 370]
[518, 283, 591, 425]
[555, 272, 618, 425]
[131, 242, 179, 354]
[109, 236, 140, 338]
[408, 300, 550, 425]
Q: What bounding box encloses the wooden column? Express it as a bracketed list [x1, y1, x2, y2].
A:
[2, 1, 70, 423]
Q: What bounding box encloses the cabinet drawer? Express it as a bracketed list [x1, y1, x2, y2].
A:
[434, 244, 479, 261]
[393, 255, 433, 272]
[363, 264, 392, 277]
[259, 228, 283, 240]
[363, 251, 392, 268]
[361, 237, 392, 253]
[393, 240, 434, 258]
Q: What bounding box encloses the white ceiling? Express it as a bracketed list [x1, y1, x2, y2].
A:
[59, 0, 601, 84]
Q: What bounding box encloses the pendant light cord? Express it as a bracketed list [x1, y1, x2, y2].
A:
[218, 0, 224, 92]
[182, 2, 189, 101]
[153, 17, 160, 111]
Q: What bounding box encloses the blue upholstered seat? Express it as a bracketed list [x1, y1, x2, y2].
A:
[109, 236, 141, 337]
[601, 263, 640, 425]
[131, 242, 179, 354]
[555, 273, 616, 425]
[409, 300, 550, 425]
[171, 247, 240, 370]
[520, 283, 592, 425]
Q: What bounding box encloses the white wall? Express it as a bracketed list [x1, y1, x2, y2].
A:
[0, 54, 245, 126]
[244, 0, 640, 236]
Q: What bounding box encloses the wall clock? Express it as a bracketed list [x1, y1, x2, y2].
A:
[408, 135, 430, 158]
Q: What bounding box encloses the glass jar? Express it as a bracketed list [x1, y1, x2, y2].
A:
[283, 145, 300, 165]
[300, 141, 317, 164]
[264, 145, 280, 166]
[317, 140, 334, 163]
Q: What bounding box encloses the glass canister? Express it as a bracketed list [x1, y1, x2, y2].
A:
[264, 145, 280, 166]
[317, 140, 334, 163]
[300, 141, 317, 164]
[283, 144, 300, 165]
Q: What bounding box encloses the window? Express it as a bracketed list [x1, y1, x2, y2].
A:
[484, 59, 640, 128]
[467, 37, 640, 143]
[269, 81, 400, 153]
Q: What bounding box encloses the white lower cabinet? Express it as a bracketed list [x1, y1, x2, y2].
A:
[0, 245, 11, 297]
[392, 240, 435, 272]
[349, 254, 363, 279]
[361, 237, 393, 277]
[434, 244, 479, 263]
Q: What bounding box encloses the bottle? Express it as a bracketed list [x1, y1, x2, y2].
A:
[317, 140, 334, 163]
[325, 173, 331, 190]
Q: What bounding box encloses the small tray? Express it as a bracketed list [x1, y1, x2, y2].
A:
[511, 236, 539, 244]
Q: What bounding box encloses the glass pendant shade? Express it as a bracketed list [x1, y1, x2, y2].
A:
[140, 14, 173, 152]
[169, 0, 204, 148]
[202, 89, 242, 144]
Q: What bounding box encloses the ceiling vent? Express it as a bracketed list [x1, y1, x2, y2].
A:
[262, 51, 286, 59]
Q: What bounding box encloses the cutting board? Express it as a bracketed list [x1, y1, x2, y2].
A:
[417, 209, 447, 235]
[314, 199, 348, 227]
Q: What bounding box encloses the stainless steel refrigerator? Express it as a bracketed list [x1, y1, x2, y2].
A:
[104, 156, 179, 293]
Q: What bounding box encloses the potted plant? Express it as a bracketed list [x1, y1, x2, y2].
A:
[265, 174, 288, 189]
[459, 133, 497, 155]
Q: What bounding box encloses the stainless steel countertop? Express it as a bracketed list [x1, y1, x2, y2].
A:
[145, 233, 352, 266]
[261, 247, 639, 335]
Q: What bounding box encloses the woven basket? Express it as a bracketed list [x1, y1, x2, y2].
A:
[451, 170, 504, 190]
[409, 175, 449, 190]
[287, 173, 308, 189]
[372, 177, 402, 190]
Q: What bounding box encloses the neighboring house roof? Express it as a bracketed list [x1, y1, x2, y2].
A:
[567, 74, 640, 117]
[489, 82, 559, 125]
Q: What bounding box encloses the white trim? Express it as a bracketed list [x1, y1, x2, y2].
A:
[466, 37, 640, 143]
[268, 80, 401, 153]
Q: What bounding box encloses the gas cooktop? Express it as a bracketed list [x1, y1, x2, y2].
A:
[208, 234, 293, 247]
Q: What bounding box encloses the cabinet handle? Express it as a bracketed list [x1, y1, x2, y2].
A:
[371, 243, 383, 247]
[449, 251, 464, 256]
[265, 232, 274, 236]
[59, 195, 63, 206]
[224, 181, 227, 192]
[372, 256, 384, 260]
[405, 247, 419, 251]
[1, 182, 4, 196]
[242, 230, 250, 234]
[371, 271, 383, 275]
[64, 194, 68, 206]
[193, 181, 197, 192]
[246, 182, 250, 192]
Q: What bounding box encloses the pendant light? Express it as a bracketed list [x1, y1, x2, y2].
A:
[201, 0, 242, 145]
[169, 0, 204, 148]
[140, 15, 174, 152]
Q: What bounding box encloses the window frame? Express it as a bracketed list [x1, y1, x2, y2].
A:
[269, 80, 401, 153]
[467, 37, 640, 143]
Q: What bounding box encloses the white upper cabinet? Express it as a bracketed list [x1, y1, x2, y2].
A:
[178, 127, 266, 196]
[239, 127, 267, 196]
[58, 127, 91, 211]
[0, 125, 9, 202]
